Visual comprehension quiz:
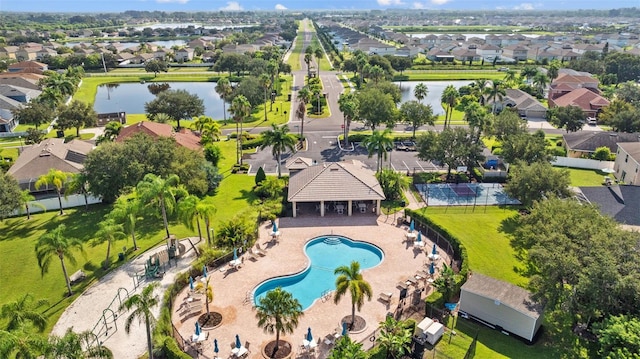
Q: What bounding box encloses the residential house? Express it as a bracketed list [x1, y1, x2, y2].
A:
[7, 138, 94, 192]
[426, 48, 454, 62]
[395, 45, 422, 58]
[174, 48, 195, 62]
[476, 44, 501, 61]
[563, 131, 640, 158]
[0, 84, 42, 103]
[549, 71, 600, 100]
[614, 142, 640, 185]
[0, 73, 44, 90]
[549, 88, 609, 118]
[7, 60, 48, 73]
[35, 48, 58, 61]
[502, 45, 529, 61]
[452, 47, 479, 63]
[579, 185, 640, 226]
[115, 121, 202, 151]
[0, 95, 24, 132]
[129, 53, 155, 64]
[15, 47, 41, 61]
[0, 46, 19, 59]
[492, 89, 548, 119]
[221, 43, 260, 54]
[153, 48, 172, 61]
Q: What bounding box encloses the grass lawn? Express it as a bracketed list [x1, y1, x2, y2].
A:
[414, 206, 526, 286]
[559, 167, 607, 187]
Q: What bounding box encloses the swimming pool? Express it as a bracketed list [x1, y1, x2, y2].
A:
[253, 236, 384, 310]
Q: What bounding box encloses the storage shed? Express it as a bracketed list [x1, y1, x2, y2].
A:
[459, 273, 544, 343]
[416, 317, 445, 345]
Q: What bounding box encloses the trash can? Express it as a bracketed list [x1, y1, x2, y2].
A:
[118, 253, 125, 261]
[397, 217, 404, 226]
[400, 200, 406, 207]
[168, 246, 176, 259]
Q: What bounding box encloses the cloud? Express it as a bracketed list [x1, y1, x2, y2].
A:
[430, 0, 452, 5]
[220, 1, 243, 10]
[156, 0, 189, 3]
[377, 0, 405, 5]
[412, 2, 425, 9]
[514, 3, 535, 10]
[275, 4, 287, 10]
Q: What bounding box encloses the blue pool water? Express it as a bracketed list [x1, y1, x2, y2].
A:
[253, 236, 384, 310]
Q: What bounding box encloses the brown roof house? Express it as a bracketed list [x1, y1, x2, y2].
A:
[116, 121, 202, 151]
[7, 138, 94, 192]
[7, 60, 48, 73]
[287, 160, 385, 217]
[549, 88, 609, 119]
[459, 273, 544, 343]
[563, 131, 640, 158]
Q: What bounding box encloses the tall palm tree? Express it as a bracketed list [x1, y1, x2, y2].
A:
[136, 174, 185, 241]
[413, 83, 429, 103]
[362, 129, 394, 173]
[37, 87, 64, 108]
[520, 65, 538, 84]
[39, 72, 75, 98]
[376, 316, 412, 359]
[464, 102, 490, 142]
[18, 190, 45, 220]
[197, 200, 217, 246]
[109, 194, 141, 251]
[120, 283, 159, 359]
[35, 224, 85, 297]
[94, 218, 126, 269]
[35, 169, 70, 216]
[503, 69, 518, 86]
[178, 195, 204, 243]
[215, 77, 233, 122]
[304, 52, 312, 78]
[338, 92, 360, 147]
[533, 72, 549, 97]
[296, 87, 312, 141]
[488, 80, 506, 114]
[334, 261, 373, 328]
[259, 73, 273, 121]
[440, 85, 459, 129]
[314, 47, 323, 77]
[229, 95, 251, 165]
[259, 124, 297, 178]
[255, 287, 303, 354]
[0, 329, 48, 359]
[195, 277, 214, 317]
[64, 173, 90, 211]
[0, 293, 49, 332]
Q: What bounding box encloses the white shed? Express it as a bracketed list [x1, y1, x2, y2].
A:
[417, 317, 445, 345]
[459, 273, 544, 343]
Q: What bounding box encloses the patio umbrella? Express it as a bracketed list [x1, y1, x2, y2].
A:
[214, 339, 219, 354]
[341, 322, 348, 336]
[235, 334, 242, 348]
[432, 244, 437, 255]
[189, 276, 194, 290]
[195, 322, 201, 336]
[272, 221, 278, 233]
[429, 262, 435, 276]
[203, 265, 208, 278]
[233, 248, 238, 260]
[409, 220, 414, 232]
[416, 232, 422, 243]
[306, 327, 313, 342]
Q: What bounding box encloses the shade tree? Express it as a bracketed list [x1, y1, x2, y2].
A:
[144, 89, 204, 129]
[503, 161, 571, 208]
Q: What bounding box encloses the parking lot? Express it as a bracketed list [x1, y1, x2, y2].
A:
[245, 132, 440, 175]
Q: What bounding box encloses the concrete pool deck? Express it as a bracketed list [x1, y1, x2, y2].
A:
[172, 214, 451, 359]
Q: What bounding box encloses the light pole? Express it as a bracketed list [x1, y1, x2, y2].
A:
[18, 136, 24, 153]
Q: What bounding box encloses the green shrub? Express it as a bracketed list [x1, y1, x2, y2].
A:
[492, 147, 503, 156]
[347, 133, 369, 143]
[203, 143, 223, 167]
[255, 166, 266, 185]
[547, 146, 566, 157]
[425, 290, 445, 309]
[163, 337, 192, 359]
[241, 137, 263, 149]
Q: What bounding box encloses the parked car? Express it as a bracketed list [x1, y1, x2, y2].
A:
[498, 67, 510, 72]
[400, 140, 416, 151]
[587, 117, 597, 125]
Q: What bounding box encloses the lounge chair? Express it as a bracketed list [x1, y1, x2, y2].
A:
[255, 243, 267, 255]
[379, 292, 393, 303]
[251, 246, 266, 257]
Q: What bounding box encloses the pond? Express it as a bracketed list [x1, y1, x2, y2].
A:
[94, 82, 229, 119]
[396, 80, 473, 115]
[64, 40, 186, 49]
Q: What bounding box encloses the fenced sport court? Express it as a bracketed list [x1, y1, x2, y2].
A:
[415, 183, 521, 207]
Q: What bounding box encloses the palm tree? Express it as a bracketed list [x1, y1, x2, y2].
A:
[37, 87, 64, 108]
[18, 190, 45, 220]
[296, 87, 312, 141]
[195, 277, 214, 317]
[464, 102, 490, 142]
[65, 173, 90, 211]
[520, 66, 538, 84]
[136, 174, 185, 241]
[338, 92, 360, 147]
[440, 85, 459, 129]
[229, 95, 251, 165]
[215, 77, 233, 123]
[109, 194, 142, 251]
[39, 72, 75, 98]
[0, 294, 49, 332]
[178, 195, 204, 243]
[0, 329, 48, 359]
[368, 65, 385, 84]
[35, 224, 85, 297]
[314, 47, 323, 77]
[197, 200, 217, 246]
[488, 80, 506, 114]
[120, 283, 159, 359]
[413, 83, 429, 103]
[259, 73, 273, 121]
[47, 328, 112, 359]
[328, 336, 366, 359]
[533, 72, 549, 97]
[35, 169, 70, 216]
[362, 129, 394, 173]
[433, 264, 456, 302]
[334, 261, 373, 329]
[376, 316, 412, 359]
[201, 121, 221, 144]
[191, 115, 214, 134]
[503, 69, 518, 86]
[304, 53, 312, 78]
[259, 124, 297, 178]
[94, 218, 126, 269]
[255, 287, 303, 355]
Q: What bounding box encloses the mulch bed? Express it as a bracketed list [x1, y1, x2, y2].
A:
[263, 340, 292, 359]
[341, 315, 366, 332]
[197, 312, 222, 328]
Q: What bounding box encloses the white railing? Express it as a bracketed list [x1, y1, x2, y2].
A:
[551, 156, 614, 170]
[11, 194, 102, 217]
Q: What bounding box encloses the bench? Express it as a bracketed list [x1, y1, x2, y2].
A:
[179, 301, 202, 316]
[70, 270, 86, 284]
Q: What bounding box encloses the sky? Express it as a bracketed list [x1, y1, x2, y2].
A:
[1, 0, 636, 13]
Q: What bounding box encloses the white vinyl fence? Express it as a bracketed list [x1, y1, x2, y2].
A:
[11, 194, 102, 217]
[552, 156, 614, 170]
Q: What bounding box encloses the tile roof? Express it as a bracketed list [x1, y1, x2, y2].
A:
[7, 138, 94, 181]
[116, 121, 202, 151]
[579, 186, 640, 226]
[461, 273, 543, 320]
[563, 131, 640, 153]
[552, 88, 609, 110]
[285, 156, 314, 170]
[288, 161, 385, 202]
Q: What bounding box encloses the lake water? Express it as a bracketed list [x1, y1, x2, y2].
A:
[132, 23, 254, 31]
[396, 80, 473, 115]
[65, 40, 186, 49]
[408, 33, 540, 40]
[94, 82, 229, 119]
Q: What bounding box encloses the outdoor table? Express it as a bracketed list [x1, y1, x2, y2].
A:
[191, 332, 207, 343]
[303, 339, 317, 349]
[406, 232, 417, 240]
[232, 346, 248, 357]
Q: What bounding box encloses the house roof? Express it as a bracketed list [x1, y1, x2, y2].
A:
[7, 138, 94, 181]
[116, 121, 202, 151]
[618, 142, 640, 163]
[461, 273, 543, 320]
[287, 161, 385, 202]
[552, 88, 609, 110]
[504, 89, 547, 111]
[579, 186, 640, 226]
[8, 60, 47, 70]
[0, 94, 24, 111]
[563, 131, 640, 153]
[285, 156, 314, 171]
[0, 84, 42, 100]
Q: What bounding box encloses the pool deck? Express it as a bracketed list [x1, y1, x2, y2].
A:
[173, 214, 451, 359]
